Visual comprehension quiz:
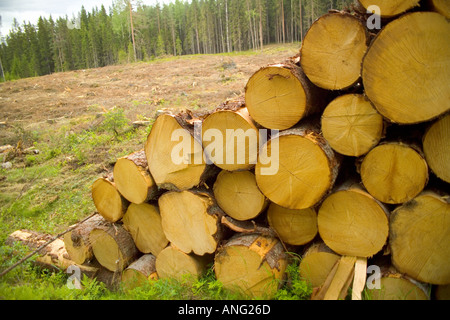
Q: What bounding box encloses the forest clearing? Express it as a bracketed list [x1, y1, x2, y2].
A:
[0, 0, 449, 304]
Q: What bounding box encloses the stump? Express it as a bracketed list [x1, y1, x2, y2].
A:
[360, 142, 429, 204]
[389, 191, 450, 285]
[300, 12, 368, 90]
[317, 183, 389, 257]
[423, 114, 450, 183]
[122, 203, 169, 256]
[321, 94, 384, 157]
[214, 233, 288, 299]
[158, 190, 224, 256]
[362, 12, 450, 124]
[213, 170, 268, 222]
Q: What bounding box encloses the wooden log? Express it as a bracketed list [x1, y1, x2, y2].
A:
[122, 254, 158, 289]
[122, 203, 169, 256]
[317, 182, 390, 258]
[245, 58, 328, 130]
[255, 120, 341, 210]
[360, 142, 429, 204]
[428, 0, 450, 18]
[6, 230, 98, 277]
[63, 214, 104, 265]
[158, 190, 224, 256]
[362, 12, 450, 124]
[267, 202, 317, 246]
[155, 245, 209, 283]
[213, 170, 268, 222]
[358, 0, 420, 17]
[144, 112, 213, 191]
[113, 150, 158, 204]
[299, 242, 341, 289]
[202, 99, 259, 171]
[366, 263, 430, 300]
[89, 222, 139, 272]
[321, 94, 384, 157]
[300, 12, 368, 90]
[423, 114, 450, 183]
[91, 177, 129, 223]
[389, 191, 450, 285]
[435, 285, 450, 300]
[214, 233, 288, 299]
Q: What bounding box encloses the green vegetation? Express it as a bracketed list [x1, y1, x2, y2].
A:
[0, 0, 355, 81]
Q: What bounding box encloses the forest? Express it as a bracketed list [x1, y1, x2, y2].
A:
[0, 0, 355, 81]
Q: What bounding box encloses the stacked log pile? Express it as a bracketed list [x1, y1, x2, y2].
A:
[10, 1, 448, 300]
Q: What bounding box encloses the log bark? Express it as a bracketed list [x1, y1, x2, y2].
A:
[317, 182, 390, 258]
[358, 0, 420, 17]
[267, 202, 317, 246]
[63, 214, 105, 265]
[213, 170, 268, 222]
[360, 142, 429, 204]
[113, 150, 159, 204]
[158, 190, 224, 256]
[122, 203, 169, 256]
[144, 112, 215, 191]
[255, 120, 341, 210]
[362, 12, 450, 124]
[389, 191, 450, 285]
[423, 114, 450, 183]
[245, 57, 329, 130]
[202, 99, 259, 171]
[300, 12, 368, 90]
[122, 254, 158, 289]
[321, 94, 384, 157]
[89, 222, 139, 272]
[214, 233, 288, 299]
[91, 177, 129, 223]
[155, 245, 209, 283]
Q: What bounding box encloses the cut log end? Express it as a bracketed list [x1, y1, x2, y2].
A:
[423, 114, 450, 183]
[358, 0, 421, 17]
[91, 178, 128, 223]
[122, 254, 158, 290]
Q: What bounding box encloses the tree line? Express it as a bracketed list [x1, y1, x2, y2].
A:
[0, 0, 355, 81]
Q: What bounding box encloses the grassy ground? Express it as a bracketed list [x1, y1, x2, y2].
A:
[0, 43, 317, 300]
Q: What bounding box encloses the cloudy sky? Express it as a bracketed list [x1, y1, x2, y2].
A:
[0, 0, 174, 37]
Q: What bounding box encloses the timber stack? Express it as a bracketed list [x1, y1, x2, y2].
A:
[11, 1, 448, 300]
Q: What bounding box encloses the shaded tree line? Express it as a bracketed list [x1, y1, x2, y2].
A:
[0, 0, 355, 81]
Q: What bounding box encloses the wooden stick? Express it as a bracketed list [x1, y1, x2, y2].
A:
[0, 213, 98, 278]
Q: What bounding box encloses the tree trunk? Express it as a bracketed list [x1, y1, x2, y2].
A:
[245, 58, 329, 130]
[267, 202, 317, 246]
[299, 242, 341, 289]
[300, 12, 368, 90]
[158, 190, 224, 256]
[91, 177, 129, 223]
[362, 12, 450, 124]
[213, 170, 268, 222]
[423, 114, 450, 183]
[122, 203, 169, 256]
[89, 222, 139, 272]
[201, 98, 259, 171]
[255, 120, 341, 210]
[63, 214, 105, 265]
[144, 112, 214, 192]
[214, 233, 288, 299]
[389, 191, 450, 285]
[321, 94, 384, 157]
[360, 142, 429, 204]
[358, 0, 420, 17]
[122, 254, 158, 289]
[113, 150, 159, 205]
[155, 245, 210, 283]
[317, 182, 390, 257]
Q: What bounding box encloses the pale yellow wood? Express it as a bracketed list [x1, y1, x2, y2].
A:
[429, 0, 450, 19]
[423, 114, 450, 183]
[299, 244, 341, 288]
[91, 178, 128, 223]
[368, 277, 429, 300]
[323, 256, 357, 300]
[362, 12, 450, 124]
[352, 257, 368, 300]
[358, 0, 420, 17]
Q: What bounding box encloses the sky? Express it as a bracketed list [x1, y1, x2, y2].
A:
[0, 0, 175, 38]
